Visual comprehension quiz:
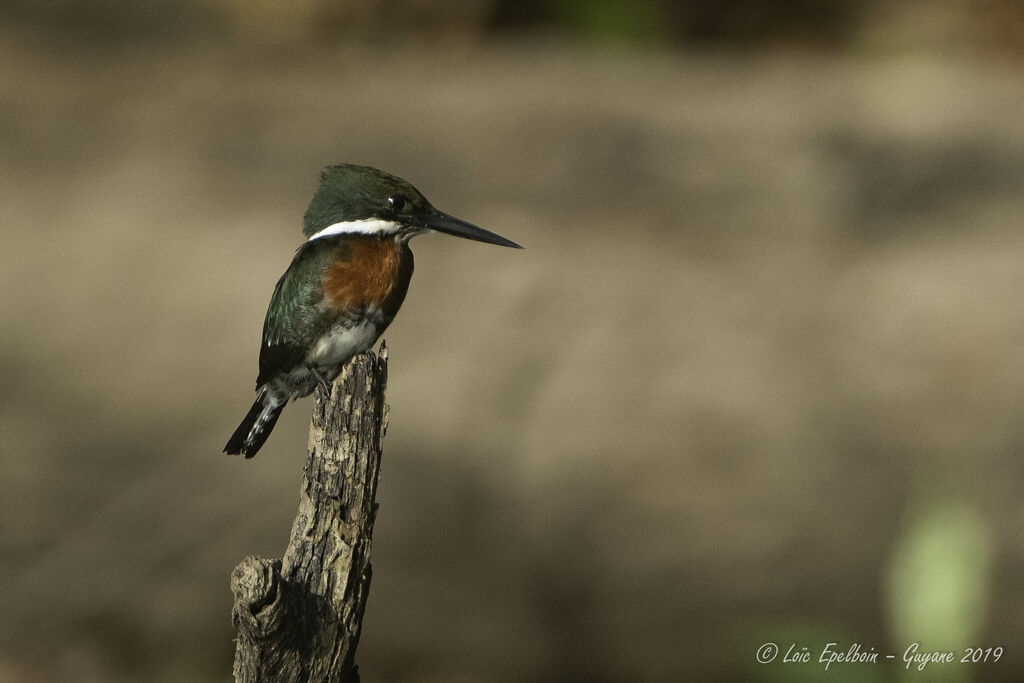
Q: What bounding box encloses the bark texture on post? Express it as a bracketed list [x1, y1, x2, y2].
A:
[230, 347, 389, 683]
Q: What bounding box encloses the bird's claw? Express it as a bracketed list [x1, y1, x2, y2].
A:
[310, 366, 333, 397]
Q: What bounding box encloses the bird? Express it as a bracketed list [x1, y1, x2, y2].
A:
[224, 163, 522, 458]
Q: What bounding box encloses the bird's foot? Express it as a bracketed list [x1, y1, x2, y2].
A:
[309, 365, 333, 397]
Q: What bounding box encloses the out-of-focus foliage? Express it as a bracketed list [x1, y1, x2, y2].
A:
[494, 0, 863, 47]
[889, 506, 993, 667]
[2, 0, 1023, 52]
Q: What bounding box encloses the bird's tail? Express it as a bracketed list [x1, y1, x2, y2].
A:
[224, 389, 286, 458]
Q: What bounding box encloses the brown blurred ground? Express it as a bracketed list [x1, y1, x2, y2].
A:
[2, 3, 1024, 681]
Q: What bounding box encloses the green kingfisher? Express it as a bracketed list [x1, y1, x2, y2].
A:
[224, 164, 522, 458]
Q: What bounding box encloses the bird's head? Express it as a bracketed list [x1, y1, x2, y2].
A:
[302, 164, 522, 248]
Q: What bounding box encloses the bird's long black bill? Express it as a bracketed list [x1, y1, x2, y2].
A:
[426, 210, 523, 248]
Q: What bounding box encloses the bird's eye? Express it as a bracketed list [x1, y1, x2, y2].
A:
[388, 195, 407, 212]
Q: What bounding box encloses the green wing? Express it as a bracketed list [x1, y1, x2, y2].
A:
[256, 240, 334, 387]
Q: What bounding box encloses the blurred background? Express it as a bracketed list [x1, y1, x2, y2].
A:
[2, 1, 1024, 681]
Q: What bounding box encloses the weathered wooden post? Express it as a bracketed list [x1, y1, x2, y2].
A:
[230, 346, 389, 683]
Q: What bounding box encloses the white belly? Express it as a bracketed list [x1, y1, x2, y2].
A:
[308, 319, 380, 367]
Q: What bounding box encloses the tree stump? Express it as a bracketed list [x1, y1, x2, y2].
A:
[230, 347, 389, 683]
